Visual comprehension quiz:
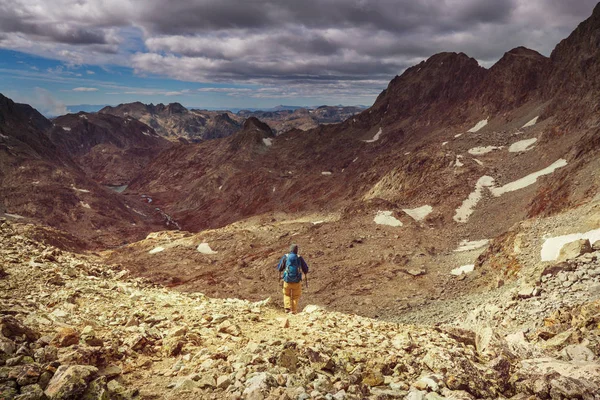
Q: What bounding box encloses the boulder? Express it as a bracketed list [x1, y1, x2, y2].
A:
[80, 326, 103, 347]
[216, 375, 231, 389]
[162, 337, 184, 357]
[561, 344, 596, 362]
[51, 328, 79, 348]
[0, 316, 39, 342]
[14, 383, 45, 400]
[558, 239, 592, 262]
[44, 365, 98, 400]
[242, 372, 277, 400]
[81, 377, 110, 400]
[278, 348, 298, 372]
[9, 364, 43, 386]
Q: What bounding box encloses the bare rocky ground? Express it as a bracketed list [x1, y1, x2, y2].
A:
[2, 218, 600, 400]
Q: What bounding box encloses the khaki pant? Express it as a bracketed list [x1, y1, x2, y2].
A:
[282, 281, 302, 313]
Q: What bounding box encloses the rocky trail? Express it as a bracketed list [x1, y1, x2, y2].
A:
[2, 218, 600, 399]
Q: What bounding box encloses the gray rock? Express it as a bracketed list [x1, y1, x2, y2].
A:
[558, 239, 592, 262]
[44, 365, 98, 400]
[243, 372, 277, 400]
[562, 344, 596, 362]
[173, 378, 197, 391]
[14, 384, 45, 400]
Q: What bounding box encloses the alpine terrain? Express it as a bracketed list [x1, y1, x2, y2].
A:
[1, 3, 600, 400]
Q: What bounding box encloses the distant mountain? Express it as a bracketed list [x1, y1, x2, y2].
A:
[102, 102, 366, 139]
[0, 93, 168, 248]
[66, 104, 110, 113]
[238, 105, 365, 133]
[48, 112, 171, 185]
[100, 102, 242, 141]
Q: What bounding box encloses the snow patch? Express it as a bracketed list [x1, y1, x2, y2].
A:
[442, 141, 448, 146]
[454, 133, 462, 138]
[451, 264, 475, 276]
[79, 114, 88, 120]
[453, 176, 495, 223]
[62, 126, 71, 131]
[489, 159, 567, 196]
[374, 211, 403, 227]
[262, 138, 273, 147]
[454, 239, 489, 252]
[363, 127, 382, 143]
[522, 116, 539, 128]
[312, 220, 325, 225]
[197, 243, 218, 254]
[509, 138, 537, 153]
[403, 205, 433, 221]
[142, 130, 152, 136]
[454, 155, 464, 167]
[541, 229, 600, 261]
[321, 171, 332, 176]
[149, 246, 165, 254]
[80, 201, 91, 209]
[473, 159, 484, 166]
[71, 185, 90, 193]
[468, 146, 503, 156]
[4, 213, 25, 219]
[468, 119, 488, 133]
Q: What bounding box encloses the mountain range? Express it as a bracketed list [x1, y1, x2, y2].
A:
[1, 0, 599, 333]
[2, 3, 600, 399]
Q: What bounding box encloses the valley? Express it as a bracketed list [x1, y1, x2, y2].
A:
[1, 2, 600, 399]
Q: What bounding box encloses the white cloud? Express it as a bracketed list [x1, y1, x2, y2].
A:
[72, 87, 99, 91]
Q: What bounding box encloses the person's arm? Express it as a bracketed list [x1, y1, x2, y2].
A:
[300, 257, 309, 274]
[277, 255, 287, 272]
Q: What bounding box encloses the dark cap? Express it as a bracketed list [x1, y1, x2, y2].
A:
[290, 244, 298, 254]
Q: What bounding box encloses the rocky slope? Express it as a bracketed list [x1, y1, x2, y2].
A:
[2, 218, 599, 399]
[0, 94, 168, 249]
[47, 112, 171, 186]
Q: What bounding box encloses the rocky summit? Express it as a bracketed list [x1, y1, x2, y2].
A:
[1, 218, 600, 400]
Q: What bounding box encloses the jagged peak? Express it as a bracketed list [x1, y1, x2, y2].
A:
[242, 117, 273, 136]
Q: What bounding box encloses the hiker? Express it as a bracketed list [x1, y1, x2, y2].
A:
[277, 244, 309, 314]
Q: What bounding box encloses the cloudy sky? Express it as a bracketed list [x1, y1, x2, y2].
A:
[0, 0, 597, 114]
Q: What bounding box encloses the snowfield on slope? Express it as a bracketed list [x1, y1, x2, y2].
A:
[489, 159, 568, 196]
[374, 211, 403, 227]
[363, 127, 382, 143]
[197, 243, 218, 254]
[468, 146, 503, 155]
[541, 228, 600, 261]
[454, 239, 490, 252]
[451, 264, 475, 276]
[509, 138, 537, 153]
[453, 176, 495, 223]
[403, 205, 433, 221]
[468, 119, 488, 132]
[522, 116, 539, 128]
[454, 159, 568, 222]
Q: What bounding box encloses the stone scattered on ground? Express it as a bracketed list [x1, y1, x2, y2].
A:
[1, 219, 600, 399]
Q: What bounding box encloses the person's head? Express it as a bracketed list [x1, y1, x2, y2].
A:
[290, 244, 298, 254]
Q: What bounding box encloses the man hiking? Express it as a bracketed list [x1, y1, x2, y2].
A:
[277, 244, 309, 314]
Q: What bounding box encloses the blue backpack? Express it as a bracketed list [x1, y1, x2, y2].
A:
[283, 253, 302, 283]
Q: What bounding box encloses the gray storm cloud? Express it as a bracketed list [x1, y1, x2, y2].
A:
[0, 0, 597, 98]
